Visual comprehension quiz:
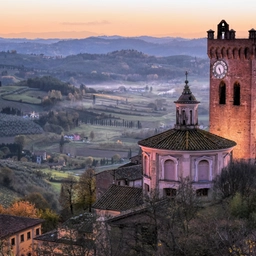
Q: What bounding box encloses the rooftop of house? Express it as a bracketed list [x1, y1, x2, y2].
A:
[62, 212, 94, 233]
[34, 230, 94, 247]
[0, 214, 44, 239]
[93, 184, 143, 212]
[138, 128, 236, 151]
[115, 164, 142, 181]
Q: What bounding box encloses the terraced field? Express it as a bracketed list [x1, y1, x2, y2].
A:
[0, 113, 43, 137]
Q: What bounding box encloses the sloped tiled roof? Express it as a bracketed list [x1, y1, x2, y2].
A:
[115, 164, 142, 181]
[0, 214, 43, 239]
[93, 185, 143, 211]
[138, 128, 236, 151]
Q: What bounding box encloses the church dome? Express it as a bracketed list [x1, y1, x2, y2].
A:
[138, 128, 236, 151]
[139, 72, 236, 151]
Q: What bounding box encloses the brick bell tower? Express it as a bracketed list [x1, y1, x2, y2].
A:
[207, 20, 256, 161]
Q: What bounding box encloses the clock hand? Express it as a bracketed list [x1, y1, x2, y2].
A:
[218, 67, 222, 73]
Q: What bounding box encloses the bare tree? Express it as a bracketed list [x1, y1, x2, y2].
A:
[59, 175, 77, 215]
[76, 168, 96, 212]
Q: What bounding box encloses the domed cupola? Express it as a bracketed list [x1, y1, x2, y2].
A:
[174, 72, 200, 129]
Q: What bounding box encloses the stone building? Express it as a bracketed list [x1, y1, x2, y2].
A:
[0, 214, 43, 256]
[207, 19, 256, 161]
[94, 75, 236, 211]
[138, 74, 236, 198]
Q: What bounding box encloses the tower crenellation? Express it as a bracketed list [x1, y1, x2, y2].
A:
[207, 20, 256, 161]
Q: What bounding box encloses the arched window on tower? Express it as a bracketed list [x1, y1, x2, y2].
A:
[190, 110, 193, 125]
[164, 160, 176, 181]
[219, 82, 226, 104]
[182, 110, 186, 125]
[233, 82, 240, 106]
[176, 109, 179, 124]
[198, 160, 210, 182]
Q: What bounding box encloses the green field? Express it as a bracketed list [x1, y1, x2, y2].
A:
[1, 76, 210, 163]
[2, 93, 41, 104]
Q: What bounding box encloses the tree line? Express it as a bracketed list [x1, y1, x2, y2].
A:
[17, 76, 79, 95]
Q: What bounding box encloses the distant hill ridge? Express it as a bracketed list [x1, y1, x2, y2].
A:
[0, 36, 207, 58]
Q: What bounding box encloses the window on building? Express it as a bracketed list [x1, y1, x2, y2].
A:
[20, 234, 24, 243]
[196, 188, 209, 197]
[144, 155, 150, 177]
[198, 160, 209, 182]
[164, 188, 176, 197]
[27, 231, 31, 240]
[11, 238, 15, 246]
[190, 110, 193, 125]
[144, 183, 150, 192]
[164, 160, 175, 181]
[176, 109, 179, 124]
[219, 82, 226, 104]
[124, 179, 128, 186]
[233, 82, 240, 106]
[36, 228, 40, 236]
[182, 110, 186, 125]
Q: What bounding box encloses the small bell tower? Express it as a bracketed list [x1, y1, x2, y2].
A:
[174, 72, 200, 130]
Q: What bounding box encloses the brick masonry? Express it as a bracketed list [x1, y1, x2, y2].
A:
[208, 21, 256, 160]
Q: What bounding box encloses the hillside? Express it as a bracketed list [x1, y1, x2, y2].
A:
[0, 50, 209, 85]
[0, 36, 207, 58]
[0, 161, 59, 210]
[0, 114, 43, 137]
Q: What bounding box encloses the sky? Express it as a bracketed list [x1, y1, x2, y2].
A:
[1, 0, 256, 39]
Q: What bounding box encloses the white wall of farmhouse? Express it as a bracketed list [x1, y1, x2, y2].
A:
[141, 146, 234, 197]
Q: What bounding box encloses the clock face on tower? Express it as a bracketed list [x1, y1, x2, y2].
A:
[212, 60, 228, 79]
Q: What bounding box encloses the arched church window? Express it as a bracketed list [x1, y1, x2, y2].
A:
[164, 160, 176, 181]
[233, 82, 240, 106]
[198, 160, 209, 182]
[219, 82, 226, 104]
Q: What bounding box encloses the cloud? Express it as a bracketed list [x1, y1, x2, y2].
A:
[61, 20, 110, 26]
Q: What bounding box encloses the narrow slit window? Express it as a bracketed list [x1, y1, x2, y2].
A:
[182, 110, 186, 125]
[219, 82, 226, 104]
[190, 110, 193, 125]
[233, 83, 240, 106]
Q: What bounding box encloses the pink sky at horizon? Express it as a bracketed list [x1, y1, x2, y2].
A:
[1, 1, 256, 39]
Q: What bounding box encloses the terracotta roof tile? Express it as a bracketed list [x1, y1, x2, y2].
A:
[115, 164, 142, 181]
[93, 185, 143, 211]
[138, 128, 236, 151]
